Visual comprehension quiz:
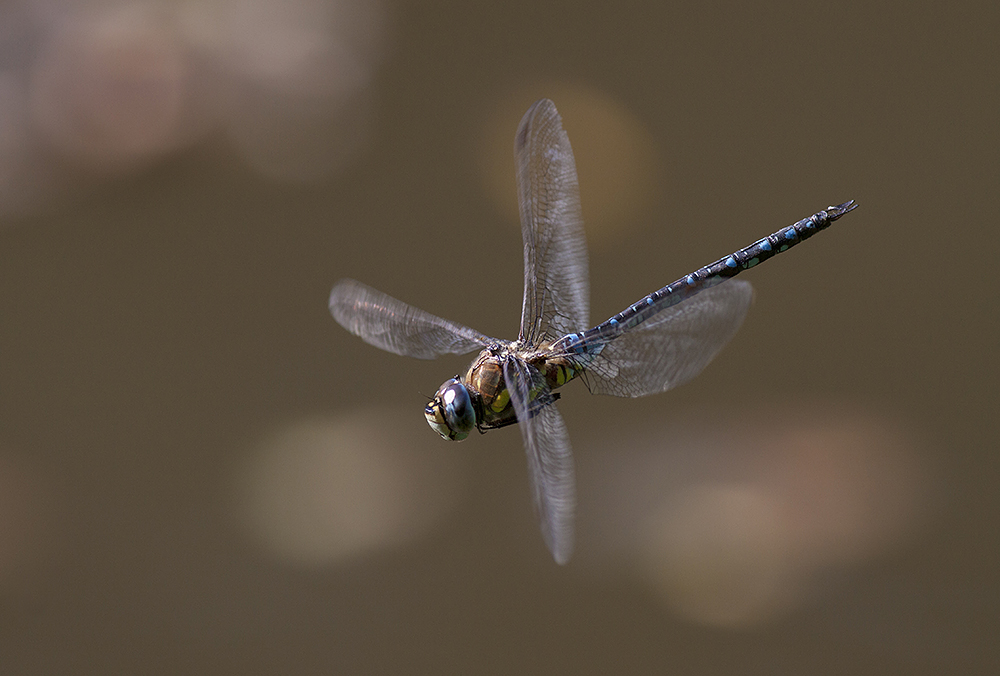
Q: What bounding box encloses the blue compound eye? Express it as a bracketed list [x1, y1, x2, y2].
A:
[424, 377, 475, 441]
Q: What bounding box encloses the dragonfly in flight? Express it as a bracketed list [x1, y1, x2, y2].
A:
[329, 99, 856, 563]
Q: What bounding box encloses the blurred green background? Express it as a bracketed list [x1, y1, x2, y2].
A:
[0, 0, 996, 673]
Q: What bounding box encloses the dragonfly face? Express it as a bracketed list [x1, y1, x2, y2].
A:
[424, 377, 476, 441]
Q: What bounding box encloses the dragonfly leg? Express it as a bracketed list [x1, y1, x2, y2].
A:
[477, 392, 561, 432]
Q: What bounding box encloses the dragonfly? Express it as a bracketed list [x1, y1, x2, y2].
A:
[329, 98, 856, 564]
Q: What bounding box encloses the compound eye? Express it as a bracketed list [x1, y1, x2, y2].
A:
[424, 378, 476, 441]
[441, 380, 475, 440]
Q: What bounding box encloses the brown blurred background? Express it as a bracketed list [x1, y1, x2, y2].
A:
[0, 0, 997, 673]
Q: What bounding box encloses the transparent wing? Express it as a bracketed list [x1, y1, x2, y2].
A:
[515, 99, 590, 345]
[583, 280, 754, 397]
[503, 357, 576, 564]
[329, 279, 492, 359]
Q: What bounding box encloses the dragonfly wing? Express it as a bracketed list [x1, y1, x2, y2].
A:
[503, 357, 576, 564]
[583, 280, 754, 397]
[329, 279, 492, 359]
[515, 99, 590, 345]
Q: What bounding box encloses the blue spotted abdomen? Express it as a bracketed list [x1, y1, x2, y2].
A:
[553, 201, 856, 353]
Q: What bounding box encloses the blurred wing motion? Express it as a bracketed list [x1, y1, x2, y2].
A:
[583, 280, 754, 397]
[503, 358, 575, 564]
[515, 99, 590, 345]
[329, 279, 492, 359]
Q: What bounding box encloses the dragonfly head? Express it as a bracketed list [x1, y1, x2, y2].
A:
[425, 377, 476, 441]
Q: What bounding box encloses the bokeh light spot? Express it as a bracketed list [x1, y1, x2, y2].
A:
[479, 83, 661, 245]
[638, 484, 794, 628]
[235, 409, 463, 566]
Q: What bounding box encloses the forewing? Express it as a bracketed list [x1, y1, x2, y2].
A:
[515, 99, 590, 345]
[329, 279, 491, 359]
[584, 280, 754, 397]
[503, 357, 576, 564]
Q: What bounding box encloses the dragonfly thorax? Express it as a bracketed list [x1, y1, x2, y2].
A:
[425, 377, 476, 441]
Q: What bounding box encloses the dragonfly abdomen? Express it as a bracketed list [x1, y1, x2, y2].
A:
[554, 200, 857, 356]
